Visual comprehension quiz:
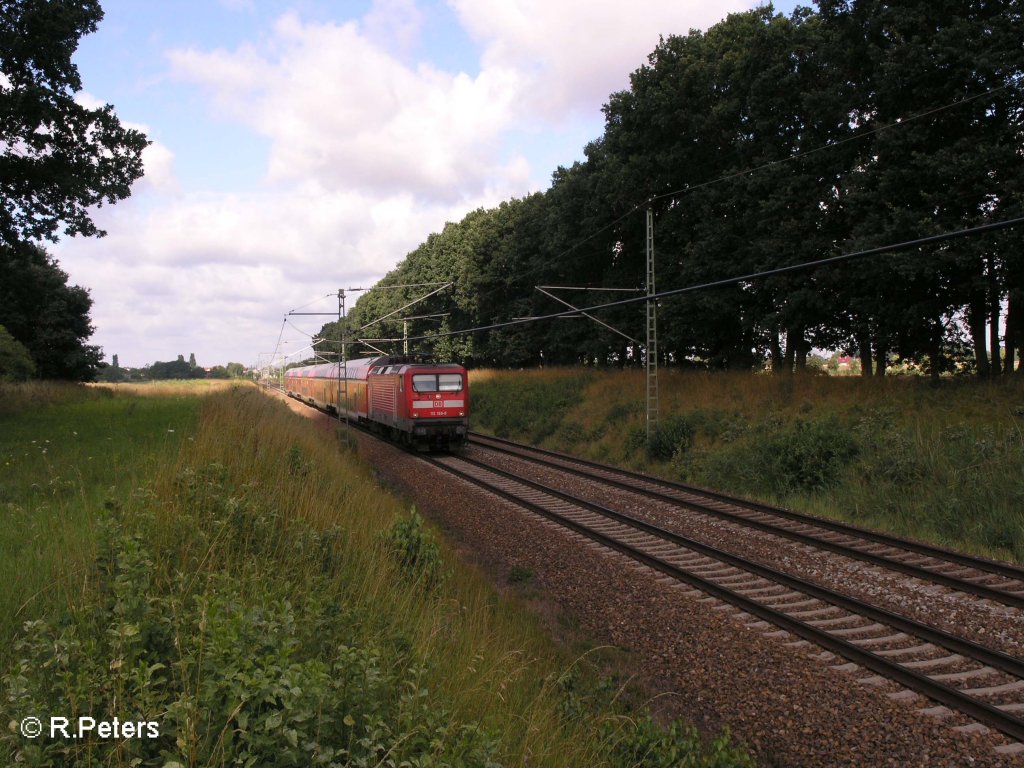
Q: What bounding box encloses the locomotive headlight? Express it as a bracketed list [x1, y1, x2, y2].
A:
[412, 412, 418, 418]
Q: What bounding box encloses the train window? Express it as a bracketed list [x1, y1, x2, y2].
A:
[438, 374, 463, 391]
[412, 374, 435, 392]
[412, 373, 464, 392]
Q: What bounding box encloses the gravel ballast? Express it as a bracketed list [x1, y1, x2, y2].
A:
[280, 395, 1021, 766]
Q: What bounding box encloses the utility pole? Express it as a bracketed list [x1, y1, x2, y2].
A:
[646, 205, 659, 442]
[338, 289, 346, 422]
[288, 288, 353, 423]
[286, 282, 453, 424]
[398, 313, 448, 357]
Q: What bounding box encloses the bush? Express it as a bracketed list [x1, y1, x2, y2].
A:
[605, 717, 753, 768]
[2, 499, 497, 767]
[768, 417, 859, 493]
[647, 415, 698, 461]
[471, 372, 590, 442]
[698, 415, 858, 496]
[0, 325, 35, 382]
[381, 510, 445, 587]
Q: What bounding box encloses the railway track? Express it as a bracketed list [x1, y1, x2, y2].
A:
[421, 441, 1024, 752]
[468, 432, 1024, 610]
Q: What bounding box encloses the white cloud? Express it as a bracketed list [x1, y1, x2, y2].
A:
[363, 0, 425, 57]
[168, 11, 527, 201]
[138, 141, 178, 194]
[57, 179, 495, 366]
[449, 0, 750, 118]
[75, 90, 106, 110]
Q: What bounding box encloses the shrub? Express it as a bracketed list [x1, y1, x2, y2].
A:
[507, 565, 534, 584]
[470, 371, 590, 442]
[698, 415, 858, 496]
[605, 717, 753, 768]
[381, 510, 445, 587]
[647, 415, 698, 461]
[2, 503, 498, 767]
[0, 325, 35, 382]
[767, 417, 859, 493]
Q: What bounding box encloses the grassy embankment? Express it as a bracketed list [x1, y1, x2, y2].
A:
[470, 368, 1024, 564]
[1, 380, 751, 767]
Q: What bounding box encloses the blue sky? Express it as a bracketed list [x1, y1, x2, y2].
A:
[55, 0, 803, 368]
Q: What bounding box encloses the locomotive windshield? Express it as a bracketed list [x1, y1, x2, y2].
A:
[412, 373, 463, 393]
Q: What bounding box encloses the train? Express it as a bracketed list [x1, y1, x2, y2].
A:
[284, 356, 469, 450]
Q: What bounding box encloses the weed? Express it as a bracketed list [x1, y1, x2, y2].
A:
[3, 515, 502, 767]
[604, 400, 643, 425]
[285, 442, 311, 477]
[604, 718, 753, 768]
[470, 369, 591, 443]
[381, 509, 446, 588]
[335, 427, 357, 451]
[647, 415, 698, 461]
[508, 565, 534, 584]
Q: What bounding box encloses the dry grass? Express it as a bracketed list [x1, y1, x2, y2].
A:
[470, 368, 1024, 561]
[158, 387, 615, 765]
[90, 379, 249, 397]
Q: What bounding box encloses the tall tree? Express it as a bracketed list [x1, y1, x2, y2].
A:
[818, 0, 1024, 376]
[0, 323, 34, 380]
[0, 0, 148, 247]
[0, 242, 102, 379]
[598, 8, 852, 370]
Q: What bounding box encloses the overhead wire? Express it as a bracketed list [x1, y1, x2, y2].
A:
[269, 316, 287, 367]
[647, 82, 1015, 208]
[284, 318, 320, 338]
[477, 79, 1018, 292]
[288, 292, 336, 314]
[400, 215, 1024, 344]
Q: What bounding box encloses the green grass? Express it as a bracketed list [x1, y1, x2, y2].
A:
[0, 382, 209, 664]
[469, 369, 1024, 563]
[1, 381, 752, 768]
[469, 368, 595, 443]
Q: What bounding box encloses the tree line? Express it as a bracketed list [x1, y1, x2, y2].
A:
[321, 0, 1023, 377]
[96, 354, 248, 382]
[0, 1, 148, 382]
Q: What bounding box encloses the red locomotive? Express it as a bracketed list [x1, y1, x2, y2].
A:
[284, 356, 469, 450]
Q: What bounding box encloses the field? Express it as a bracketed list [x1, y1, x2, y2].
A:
[469, 369, 1024, 564]
[0, 380, 750, 767]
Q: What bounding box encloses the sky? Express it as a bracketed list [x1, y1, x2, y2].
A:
[54, 0, 802, 370]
